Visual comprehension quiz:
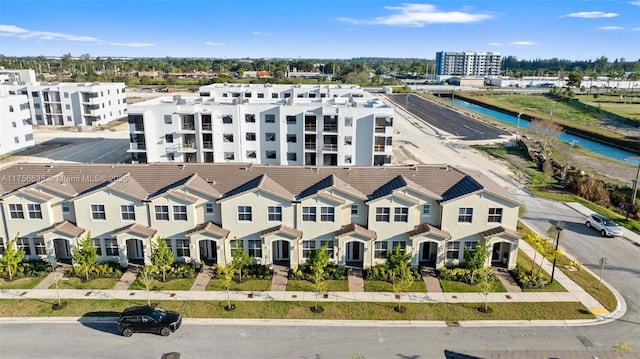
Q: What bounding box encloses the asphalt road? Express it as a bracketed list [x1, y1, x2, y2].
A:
[386, 94, 512, 141]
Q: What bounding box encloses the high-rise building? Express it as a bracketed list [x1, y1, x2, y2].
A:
[0, 86, 34, 155]
[435, 51, 501, 76]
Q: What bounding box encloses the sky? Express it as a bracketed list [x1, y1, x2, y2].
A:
[0, 0, 639, 61]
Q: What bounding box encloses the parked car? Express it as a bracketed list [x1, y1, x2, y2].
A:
[117, 305, 182, 337]
[585, 213, 623, 237]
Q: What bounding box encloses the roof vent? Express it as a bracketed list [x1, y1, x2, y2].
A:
[179, 164, 186, 169]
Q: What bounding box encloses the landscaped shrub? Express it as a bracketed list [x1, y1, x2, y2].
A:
[288, 263, 345, 281]
[245, 263, 272, 279]
[365, 264, 420, 282]
[68, 260, 123, 279]
[143, 262, 195, 280]
[0, 260, 50, 278]
[512, 263, 547, 289]
[437, 266, 498, 285]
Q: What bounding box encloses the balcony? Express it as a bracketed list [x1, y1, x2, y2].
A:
[131, 124, 145, 132]
[202, 141, 213, 150]
[323, 124, 338, 132]
[201, 123, 212, 131]
[127, 143, 147, 152]
[176, 143, 197, 153]
[373, 144, 385, 152]
[176, 123, 196, 134]
[322, 144, 338, 151]
[305, 142, 317, 150]
[304, 123, 317, 132]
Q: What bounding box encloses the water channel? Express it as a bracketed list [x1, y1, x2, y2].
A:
[451, 98, 639, 165]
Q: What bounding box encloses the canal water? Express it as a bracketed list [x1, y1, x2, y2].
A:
[451, 98, 639, 164]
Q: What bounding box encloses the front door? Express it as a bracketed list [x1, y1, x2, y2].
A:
[420, 242, 437, 264]
[491, 242, 501, 262]
[53, 239, 71, 262]
[199, 240, 217, 263]
[273, 240, 290, 261]
[346, 242, 363, 262]
[126, 239, 144, 261]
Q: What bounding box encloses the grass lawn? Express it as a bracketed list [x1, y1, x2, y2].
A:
[0, 298, 595, 321]
[52, 277, 120, 290]
[206, 279, 272, 291]
[286, 280, 349, 292]
[364, 280, 426, 292]
[440, 280, 507, 293]
[516, 249, 566, 292]
[0, 277, 44, 289]
[128, 278, 194, 291]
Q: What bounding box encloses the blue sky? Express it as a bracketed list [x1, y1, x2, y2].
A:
[1, 0, 639, 60]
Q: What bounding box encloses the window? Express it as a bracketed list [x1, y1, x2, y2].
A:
[286, 115, 297, 124]
[25, 134, 33, 142]
[320, 240, 334, 258]
[173, 205, 187, 221]
[91, 204, 106, 220]
[375, 207, 390, 222]
[61, 202, 70, 214]
[65, 104, 71, 110]
[392, 241, 407, 251]
[17, 237, 31, 255]
[247, 240, 262, 257]
[286, 134, 296, 143]
[265, 114, 275, 123]
[257, 93, 264, 99]
[458, 208, 473, 223]
[165, 134, 174, 143]
[345, 155, 352, 164]
[155, 205, 169, 220]
[104, 238, 119, 256]
[238, 206, 252, 221]
[93, 238, 102, 255]
[351, 204, 358, 216]
[14, 137, 19, 144]
[222, 115, 233, 124]
[422, 204, 431, 216]
[246, 132, 256, 141]
[121, 205, 136, 220]
[272, 93, 278, 99]
[302, 206, 316, 222]
[12, 121, 16, 127]
[374, 241, 388, 259]
[268, 206, 282, 221]
[265, 151, 277, 159]
[164, 115, 172, 124]
[245, 114, 256, 123]
[246, 150, 256, 159]
[64, 92, 69, 98]
[223, 134, 234, 142]
[265, 133, 276, 141]
[345, 117, 353, 127]
[394, 207, 408, 222]
[205, 202, 214, 215]
[224, 152, 235, 160]
[9, 204, 24, 219]
[33, 238, 46, 255]
[176, 239, 190, 257]
[488, 208, 503, 223]
[302, 240, 316, 258]
[446, 241, 460, 259]
[465, 241, 478, 255]
[0, 238, 5, 255]
[31, 91, 39, 97]
[321, 207, 335, 222]
[230, 239, 242, 256]
[287, 152, 297, 161]
[344, 136, 352, 145]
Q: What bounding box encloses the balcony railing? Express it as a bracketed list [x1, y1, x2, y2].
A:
[373, 144, 385, 152]
[305, 142, 317, 150]
[304, 124, 317, 131]
[128, 143, 146, 151]
[322, 144, 338, 151]
[133, 124, 145, 132]
[323, 124, 338, 132]
[375, 126, 386, 133]
[201, 123, 212, 131]
[202, 141, 213, 149]
[181, 123, 195, 130]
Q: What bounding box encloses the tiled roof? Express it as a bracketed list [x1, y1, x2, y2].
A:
[220, 174, 294, 202]
[187, 221, 229, 237]
[407, 223, 451, 239]
[297, 174, 366, 200]
[334, 223, 376, 240]
[368, 175, 440, 202]
[112, 223, 157, 237]
[166, 189, 199, 203]
[260, 224, 302, 239]
[107, 173, 147, 201]
[440, 175, 483, 202]
[38, 172, 78, 197]
[480, 226, 521, 239]
[40, 221, 86, 237]
[19, 188, 54, 202]
[183, 173, 222, 198]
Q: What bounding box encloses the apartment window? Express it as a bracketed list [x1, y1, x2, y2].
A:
[245, 114, 256, 123]
[165, 134, 174, 143]
[223, 134, 234, 142]
[257, 93, 264, 99]
[246, 150, 256, 159]
[14, 137, 19, 144]
[164, 115, 172, 124]
[31, 91, 39, 97]
[392, 241, 407, 251]
[25, 134, 33, 142]
[374, 241, 388, 259]
[205, 202, 214, 215]
[393, 207, 408, 222]
[176, 239, 190, 257]
[121, 205, 136, 220]
[302, 240, 316, 258]
[173, 205, 187, 221]
[272, 93, 278, 99]
[458, 208, 473, 223]
[488, 208, 503, 223]
[92, 238, 102, 255]
[91, 204, 106, 220]
[246, 132, 256, 141]
[12, 121, 16, 127]
[17, 237, 31, 255]
[287, 152, 297, 161]
[65, 104, 71, 110]
[286, 134, 296, 143]
[351, 204, 358, 216]
[345, 117, 353, 127]
[344, 136, 352, 145]
[34, 103, 40, 109]
[320, 207, 335, 222]
[345, 155, 352, 164]
[230, 239, 242, 255]
[286, 115, 297, 124]
[238, 206, 252, 221]
[8, 204, 24, 219]
[155, 205, 169, 220]
[266, 151, 277, 159]
[104, 238, 119, 256]
[33, 238, 46, 255]
[422, 204, 431, 216]
[376, 207, 390, 222]
[446, 241, 460, 259]
[64, 92, 69, 98]
[0, 239, 4, 255]
[265, 133, 276, 141]
[465, 241, 478, 255]
[320, 240, 334, 259]
[265, 114, 275, 123]
[302, 207, 316, 222]
[247, 239, 262, 257]
[224, 152, 235, 160]
[268, 206, 282, 221]
[61, 202, 70, 214]
[222, 115, 233, 124]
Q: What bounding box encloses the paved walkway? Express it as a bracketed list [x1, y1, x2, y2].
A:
[346, 266, 364, 292]
[190, 264, 215, 291]
[112, 265, 140, 290]
[420, 267, 443, 293]
[493, 266, 522, 293]
[270, 264, 288, 291]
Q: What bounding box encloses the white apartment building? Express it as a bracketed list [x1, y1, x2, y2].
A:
[128, 84, 394, 166]
[435, 51, 501, 76]
[0, 87, 35, 156]
[3, 81, 127, 126]
[0, 68, 37, 85]
[0, 163, 521, 271]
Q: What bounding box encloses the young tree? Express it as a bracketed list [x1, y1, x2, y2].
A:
[476, 269, 493, 313]
[308, 242, 331, 312]
[463, 240, 489, 284]
[386, 245, 411, 283]
[150, 237, 174, 282]
[392, 265, 414, 312]
[220, 263, 237, 310]
[71, 232, 98, 281]
[531, 117, 563, 156]
[0, 235, 25, 280]
[231, 238, 252, 282]
[139, 267, 153, 306]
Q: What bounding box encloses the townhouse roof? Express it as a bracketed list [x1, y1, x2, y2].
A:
[18, 188, 54, 202]
[0, 163, 519, 206]
[260, 224, 302, 239]
[334, 223, 377, 240]
[407, 223, 451, 239]
[480, 226, 521, 239]
[187, 221, 230, 237]
[112, 223, 157, 238]
[40, 221, 86, 237]
[297, 174, 367, 201]
[368, 175, 440, 202]
[38, 172, 79, 197]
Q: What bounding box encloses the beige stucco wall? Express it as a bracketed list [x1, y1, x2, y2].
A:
[72, 190, 146, 238]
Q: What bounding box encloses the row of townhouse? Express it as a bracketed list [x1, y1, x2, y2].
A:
[0, 163, 521, 270]
[128, 84, 394, 166]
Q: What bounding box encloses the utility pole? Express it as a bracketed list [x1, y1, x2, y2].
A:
[625, 157, 640, 219]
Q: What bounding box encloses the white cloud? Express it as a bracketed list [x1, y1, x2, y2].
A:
[0, 24, 29, 34]
[598, 26, 624, 30]
[0, 23, 152, 47]
[109, 42, 155, 48]
[562, 11, 619, 18]
[631, 2, 640, 6]
[205, 41, 224, 46]
[336, 3, 494, 27]
[509, 41, 536, 45]
[252, 31, 269, 36]
[488, 42, 502, 46]
[634, 27, 640, 31]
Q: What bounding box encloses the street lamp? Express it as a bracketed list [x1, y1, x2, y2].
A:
[624, 156, 640, 219]
[562, 140, 578, 181]
[550, 223, 563, 284]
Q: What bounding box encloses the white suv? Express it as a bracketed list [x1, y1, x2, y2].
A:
[585, 213, 623, 237]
